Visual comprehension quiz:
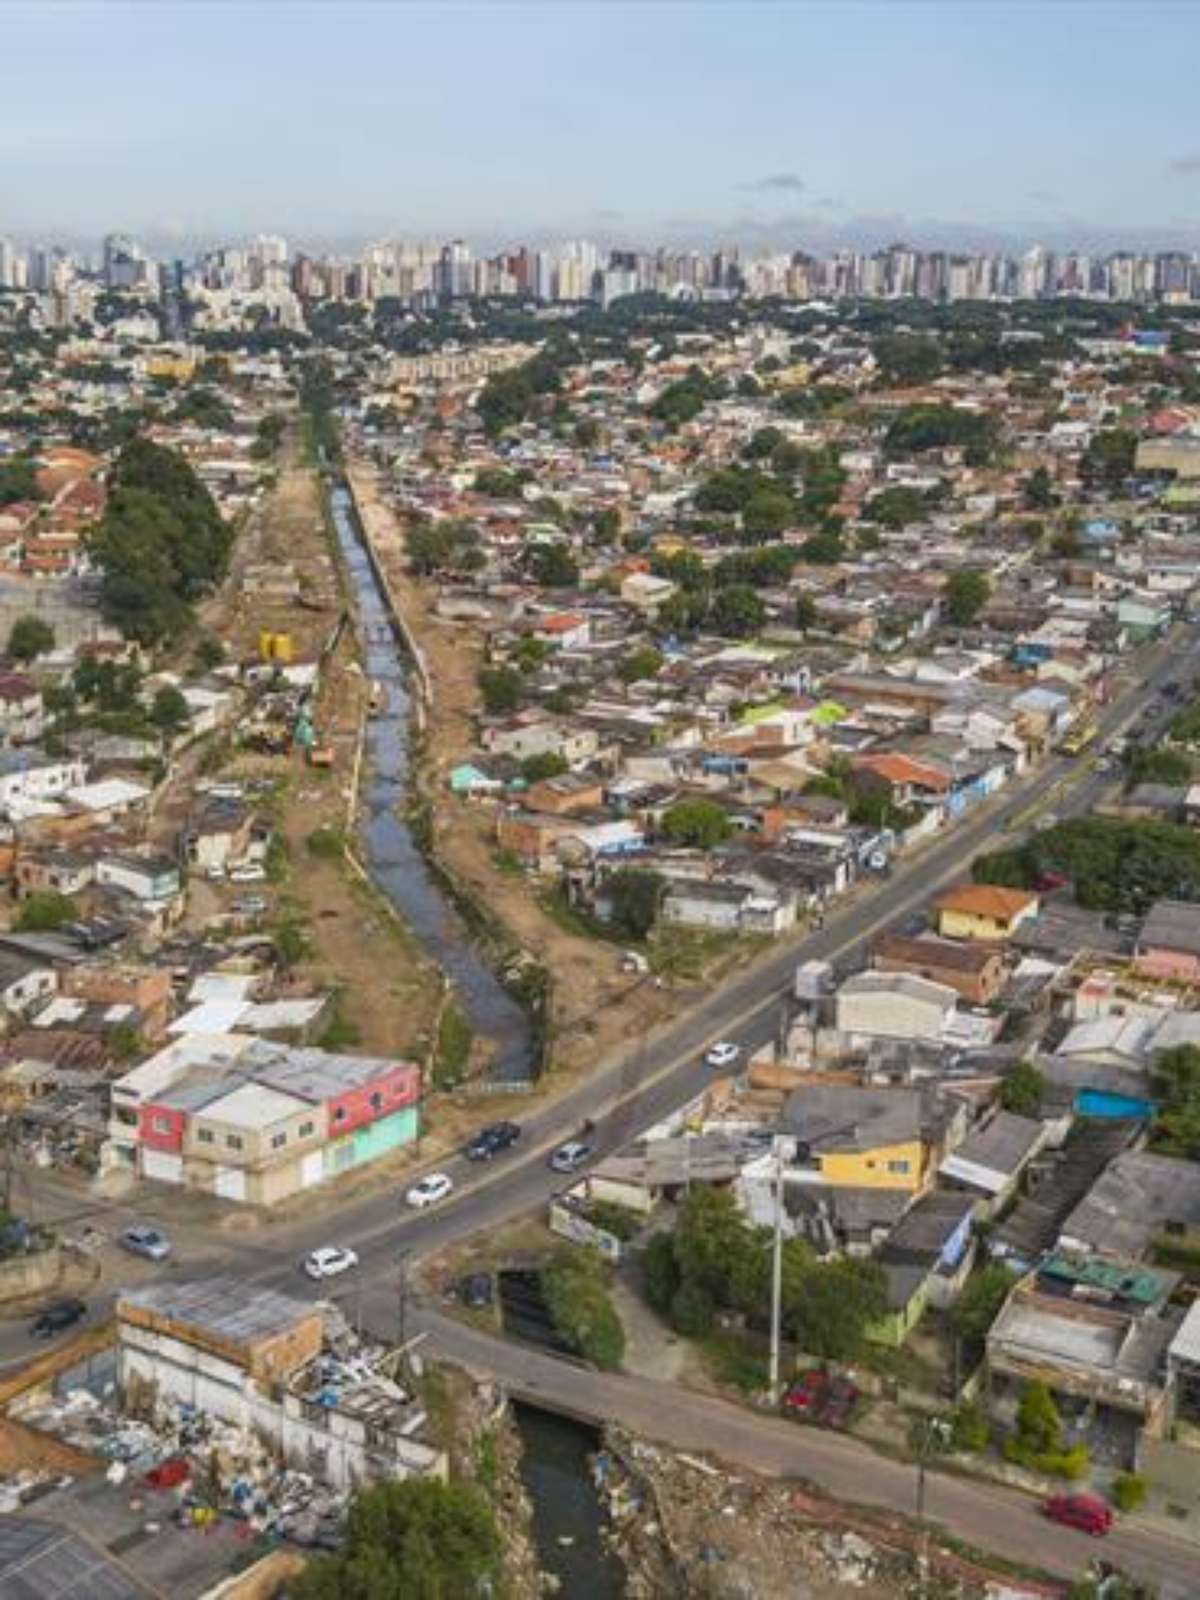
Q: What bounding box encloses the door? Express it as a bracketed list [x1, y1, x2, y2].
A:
[141, 1148, 183, 1185]
[215, 1166, 247, 1201]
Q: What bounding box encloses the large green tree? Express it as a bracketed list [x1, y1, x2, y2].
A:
[292, 1478, 502, 1600]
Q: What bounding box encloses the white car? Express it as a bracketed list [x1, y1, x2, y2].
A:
[229, 863, 267, 883]
[705, 1041, 741, 1069]
[406, 1172, 453, 1209]
[303, 1246, 358, 1280]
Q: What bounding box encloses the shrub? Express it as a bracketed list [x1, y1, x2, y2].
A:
[1112, 1471, 1147, 1512]
[948, 1401, 990, 1454]
[306, 826, 345, 860]
[542, 1248, 625, 1370]
[670, 1280, 716, 1338]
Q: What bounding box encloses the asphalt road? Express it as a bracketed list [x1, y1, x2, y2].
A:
[11, 621, 1200, 1594]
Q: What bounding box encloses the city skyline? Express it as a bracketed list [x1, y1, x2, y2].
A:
[11, 0, 1200, 246]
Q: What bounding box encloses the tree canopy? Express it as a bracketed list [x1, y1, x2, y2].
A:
[86, 438, 231, 645]
[291, 1477, 503, 1600]
[7, 614, 55, 662]
[973, 815, 1200, 913]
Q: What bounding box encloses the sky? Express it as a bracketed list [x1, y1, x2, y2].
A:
[10, 0, 1200, 251]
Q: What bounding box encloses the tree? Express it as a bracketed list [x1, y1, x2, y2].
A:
[1024, 465, 1057, 510]
[7, 614, 55, 663]
[618, 645, 663, 684]
[951, 1264, 1017, 1358]
[1081, 427, 1137, 489]
[527, 543, 579, 588]
[874, 333, 944, 387]
[150, 685, 190, 739]
[15, 891, 76, 932]
[607, 868, 664, 940]
[593, 506, 621, 544]
[478, 666, 523, 716]
[794, 594, 818, 633]
[999, 1059, 1045, 1116]
[661, 797, 734, 850]
[710, 584, 765, 638]
[519, 751, 567, 783]
[1153, 1043, 1200, 1158]
[789, 1257, 888, 1360]
[543, 1247, 625, 1370]
[944, 569, 990, 626]
[291, 1478, 502, 1600]
[272, 921, 309, 969]
[1015, 1378, 1062, 1455]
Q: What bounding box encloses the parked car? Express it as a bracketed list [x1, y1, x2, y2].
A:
[548, 1141, 592, 1174]
[457, 1272, 494, 1309]
[1041, 1493, 1113, 1536]
[781, 1370, 859, 1428]
[119, 1225, 172, 1262]
[406, 1172, 453, 1209]
[30, 1298, 86, 1339]
[232, 895, 269, 916]
[705, 1041, 741, 1069]
[465, 1121, 521, 1162]
[303, 1246, 358, 1280]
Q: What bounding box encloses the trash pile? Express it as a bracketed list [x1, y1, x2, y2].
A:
[12, 1386, 349, 1550]
[0, 1470, 73, 1513]
[596, 1428, 1052, 1599]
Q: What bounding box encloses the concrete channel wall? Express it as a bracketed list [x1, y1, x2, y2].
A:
[340, 468, 434, 714]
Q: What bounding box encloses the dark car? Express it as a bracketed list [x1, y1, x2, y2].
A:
[465, 1121, 521, 1161]
[457, 1272, 494, 1309]
[30, 1298, 86, 1339]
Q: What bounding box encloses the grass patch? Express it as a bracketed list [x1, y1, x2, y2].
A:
[536, 888, 617, 943]
[306, 825, 346, 860]
[475, 1429, 498, 1495]
[701, 1332, 768, 1397]
[434, 998, 473, 1088]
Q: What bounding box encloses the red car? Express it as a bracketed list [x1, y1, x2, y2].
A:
[782, 1371, 859, 1428]
[145, 1458, 191, 1491]
[1041, 1493, 1113, 1537]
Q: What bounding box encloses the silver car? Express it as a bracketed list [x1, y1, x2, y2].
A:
[119, 1225, 172, 1262]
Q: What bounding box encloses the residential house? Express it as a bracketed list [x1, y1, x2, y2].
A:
[934, 884, 1040, 942]
[1135, 899, 1200, 982]
[0, 675, 44, 746]
[834, 971, 958, 1047]
[780, 1083, 931, 1192]
[13, 848, 95, 900]
[938, 1110, 1049, 1216]
[0, 750, 86, 813]
[872, 932, 1008, 1005]
[0, 948, 57, 1015]
[1057, 1151, 1200, 1261]
[96, 852, 182, 905]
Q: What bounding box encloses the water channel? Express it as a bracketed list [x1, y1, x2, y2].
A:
[328, 483, 620, 1586]
[327, 482, 533, 1081]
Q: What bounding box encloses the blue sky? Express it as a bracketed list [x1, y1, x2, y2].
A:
[9, 0, 1200, 248]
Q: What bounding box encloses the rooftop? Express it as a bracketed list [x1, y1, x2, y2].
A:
[117, 1276, 315, 1348]
[935, 884, 1038, 921]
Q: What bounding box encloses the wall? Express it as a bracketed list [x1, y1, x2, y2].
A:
[820, 1139, 925, 1190]
[0, 1245, 60, 1304]
[326, 1062, 419, 1138]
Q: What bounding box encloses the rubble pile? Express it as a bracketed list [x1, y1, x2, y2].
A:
[597, 1429, 1050, 1600]
[12, 1386, 349, 1549]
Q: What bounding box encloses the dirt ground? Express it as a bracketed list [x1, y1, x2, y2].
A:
[154, 438, 443, 1061]
[347, 462, 757, 1078]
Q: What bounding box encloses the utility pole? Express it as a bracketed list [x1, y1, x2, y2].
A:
[768, 1139, 784, 1406]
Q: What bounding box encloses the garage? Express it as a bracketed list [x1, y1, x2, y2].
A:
[141, 1148, 183, 1185]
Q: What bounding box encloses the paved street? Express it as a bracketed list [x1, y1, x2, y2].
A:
[4, 621, 1198, 1593]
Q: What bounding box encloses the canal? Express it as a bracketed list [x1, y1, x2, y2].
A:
[514, 1403, 627, 1598]
[327, 482, 534, 1082]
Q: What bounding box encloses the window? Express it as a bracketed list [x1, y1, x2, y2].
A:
[151, 1115, 171, 1134]
[887, 1159, 911, 1175]
[299, 1121, 314, 1138]
[197, 1129, 214, 1145]
[333, 1106, 347, 1123]
[271, 1132, 287, 1150]
[225, 1133, 243, 1151]
[369, 1092, 384, 1112]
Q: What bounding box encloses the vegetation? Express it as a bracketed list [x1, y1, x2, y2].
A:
[476, 349, 563, 436]
[86, 437, 232, 644]
[434, 999, 473, 1088]
[618, 644, 663, 684]
[149, 685, 190, 740]
[1004, 1379, 1090, 1479]
[973, 815, 1200, 913]
[1123, 744, 1193, 788]
[407, 518, 482, 576]
[647, 367, 723, 429]
[947, 1400, 991, 1453]
[1081, 426, 1137, 488]
[519, 751, 568, 783]
[15, 890, 77, 932]
[944, 569, 990, 626]
[999, 1059, 1045, 1116]
[1111, 1471, 1147, 1513]
[291, 1477, 503, 1600]
[660, 797, 733, 849]
[950, 1263, 1018, 1363]
[478, 665, 524, 716]
[542, 1247, 625, 1369]
[643, 1188, 888, 1361]
[1151, 1044, 1200, 1158]
[0, 456, 39, 506]
[606, 868, 664, 940]
[6, 614, 55, 663]
[883, 404, 998, 465]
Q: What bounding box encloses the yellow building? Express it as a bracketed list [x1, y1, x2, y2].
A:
[784, 1084, 930, 1193]
[934, 884, 1039, 942]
